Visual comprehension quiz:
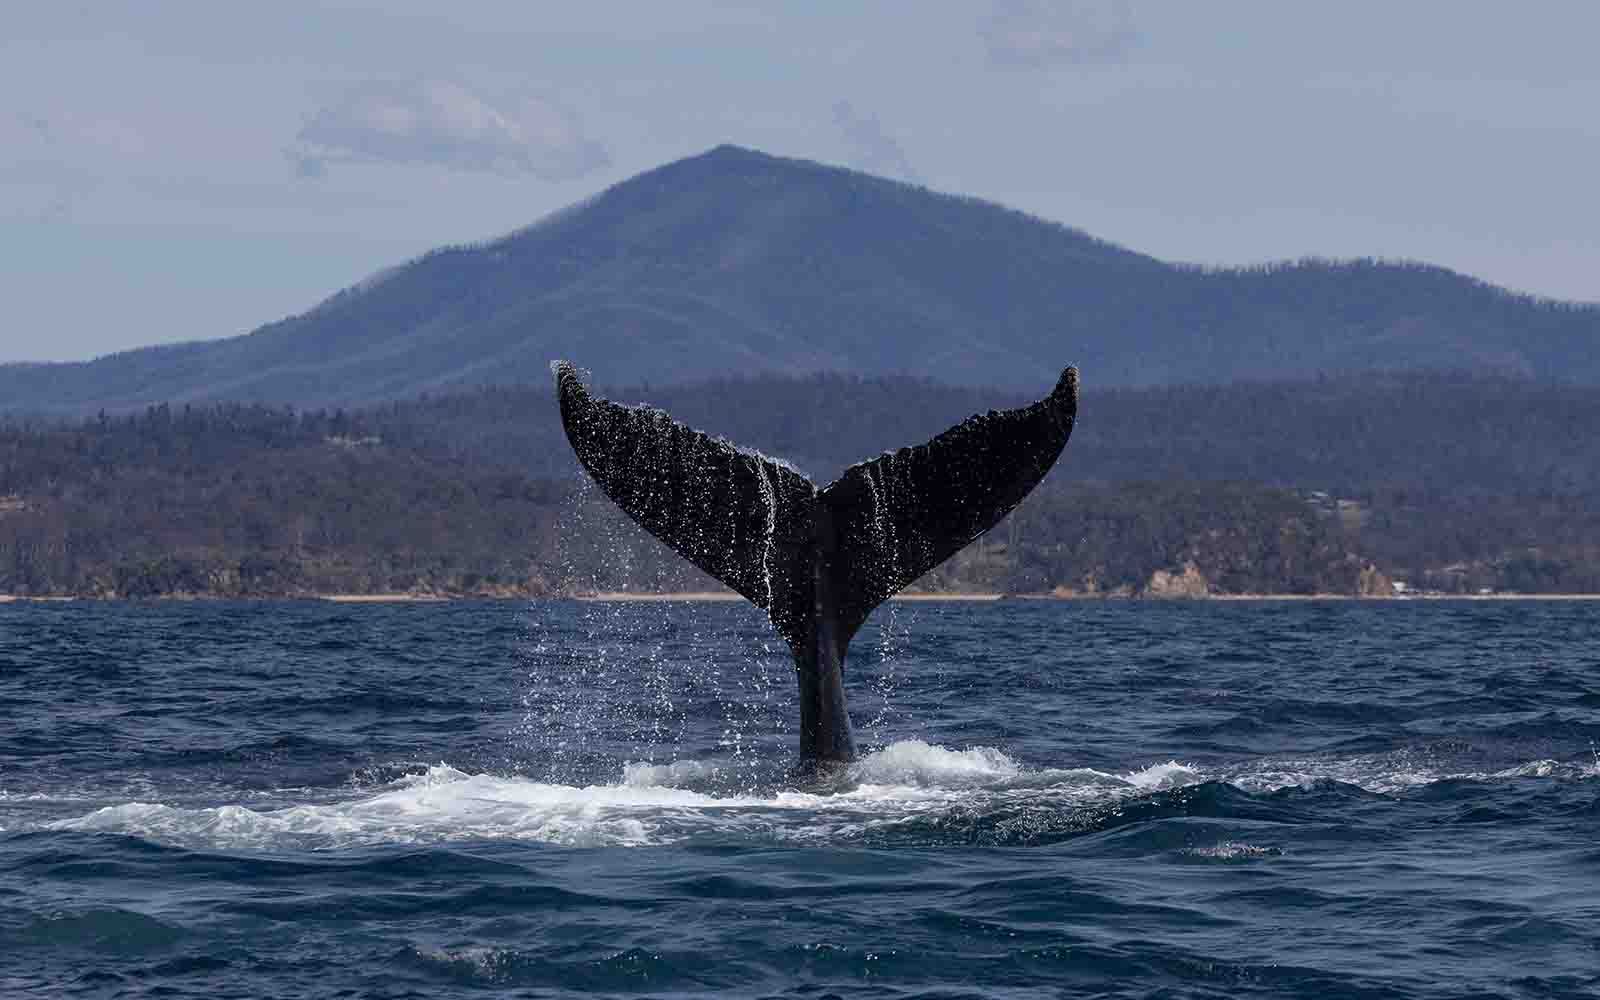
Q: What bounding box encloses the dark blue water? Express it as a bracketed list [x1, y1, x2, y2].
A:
[2, 599, 1597, 998]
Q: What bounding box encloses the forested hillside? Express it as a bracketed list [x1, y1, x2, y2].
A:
[4, 145, 1598, 415]
[0, 405, 562, 598]
[3, 372, 1597, 598]
[374, 370, 1600, 496]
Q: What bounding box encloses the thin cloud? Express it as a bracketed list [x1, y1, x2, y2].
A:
[21, 113, 51, 141]
[982, 0, 1138, 68]
[832, 101, 920, 183]
[2, 113, 79, 221]
[288, 79, 609, 180]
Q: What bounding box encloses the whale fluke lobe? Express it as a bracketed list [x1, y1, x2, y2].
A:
[553, 363, 819, 645]
[554, 361, 1078, 762]
[815, 366, 1079, 644]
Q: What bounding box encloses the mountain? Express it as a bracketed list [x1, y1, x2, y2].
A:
[5, 145, 1598, 413]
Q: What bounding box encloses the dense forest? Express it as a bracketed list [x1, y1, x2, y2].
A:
[373, 369, 1600, 496]
[0, 404, 563, 598]
[3, 371, 1596, 599]
[4, 145, 1598, 415]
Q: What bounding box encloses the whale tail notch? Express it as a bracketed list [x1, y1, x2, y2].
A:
[554, 361, 1078, 654]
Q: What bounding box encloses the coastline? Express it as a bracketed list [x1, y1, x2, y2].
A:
[576, 591, 1007, 603]
[318, 593, 450, 603]
[578, 590, 743, 602]
[6, 591, 1600, 604]
[1208, 592, 1600, 601]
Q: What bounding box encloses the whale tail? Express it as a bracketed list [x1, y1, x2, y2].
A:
[554, 361, 1078, 758]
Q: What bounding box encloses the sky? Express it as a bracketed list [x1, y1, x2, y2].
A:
[4, 1, 1599, 363]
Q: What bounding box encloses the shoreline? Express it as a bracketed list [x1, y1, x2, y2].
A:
[7, 591, 1600, 603]
[318, 593, 450, 603]
[577, 591, 1008, 603]
[582, 591, 1600, 602]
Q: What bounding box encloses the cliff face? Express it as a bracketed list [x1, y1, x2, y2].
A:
[1144, 562, 1211, 598]
[1139, 556, 1390, 599]
[1356, 563, 1394, 597]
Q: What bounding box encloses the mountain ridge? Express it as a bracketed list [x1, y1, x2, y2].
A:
[5, 144, 1597, 414]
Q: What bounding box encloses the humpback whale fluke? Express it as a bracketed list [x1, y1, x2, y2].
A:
[554, 362, 1078, 763]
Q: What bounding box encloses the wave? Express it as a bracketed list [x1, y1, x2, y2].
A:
[35, 740, 1596, 851]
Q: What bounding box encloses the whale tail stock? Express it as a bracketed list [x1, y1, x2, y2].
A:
[554, 361, 1078, 762]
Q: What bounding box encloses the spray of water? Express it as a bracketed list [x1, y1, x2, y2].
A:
[518, 467, 794, 790]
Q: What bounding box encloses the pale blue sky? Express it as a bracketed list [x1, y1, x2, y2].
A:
[5, 1, 1598, 362]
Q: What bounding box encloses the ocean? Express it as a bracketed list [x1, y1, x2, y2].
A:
[1, 598, 1596, 998]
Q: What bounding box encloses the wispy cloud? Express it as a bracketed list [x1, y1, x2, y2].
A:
[288, 79, 610, 180]
[832, 100, 920, 183]
[1, 112, 97, 222]
[981, 0, 1137, 68]
[20, 113, 51, 142]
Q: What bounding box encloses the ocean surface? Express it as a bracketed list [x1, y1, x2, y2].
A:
[1, 598, 1596, 999]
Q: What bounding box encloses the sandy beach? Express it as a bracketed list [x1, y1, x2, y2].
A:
[317, 593, 450, 603]
[577, 591, 1006, 602]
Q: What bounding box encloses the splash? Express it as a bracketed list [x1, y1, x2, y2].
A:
[39, 744, 1198, 850]
[515, 601, 791, 789]
[40, 742, 1595, 852]
[850, 739, 1022, 786]
[47, 764, 756, 850]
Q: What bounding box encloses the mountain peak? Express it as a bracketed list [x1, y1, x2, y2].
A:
[701, 143, 772, 162]
[619, 143, 839, 191]
[3, 149, 1597, 415]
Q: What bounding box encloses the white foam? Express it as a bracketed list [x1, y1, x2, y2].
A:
[850, 740, 1022, 787]
[1123, 760, 1206, 791]
[48, 764, 779, 849]
[412, 944, 519, 983]
[32, 742, 1596, 851]
[35, 744, 1165, 850]
[1184, 842, 1281, 860]
[621, 758, 730, 788]
[1224, 753, 1599, 795]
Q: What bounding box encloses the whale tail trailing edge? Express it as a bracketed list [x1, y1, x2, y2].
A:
[554, 361, 1078, 760]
